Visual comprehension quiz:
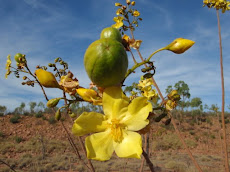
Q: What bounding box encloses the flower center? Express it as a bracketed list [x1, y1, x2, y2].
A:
[109, 119, 123, 143]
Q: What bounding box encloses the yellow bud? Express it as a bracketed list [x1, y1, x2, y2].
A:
[115, 3, 122, 7]
[69, 113, 77, 118]
[166, 38, 195, 54]
[35, 69, 62, 89]
[126, 0, 131, 5]
[46, 98, 62, 108]
[131, 1, 135, 6]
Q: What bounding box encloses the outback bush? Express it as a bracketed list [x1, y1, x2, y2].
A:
[35, 111, 43, 118]
[10, 115, 21, 124]
[48, 117, 56, 124]
[15, 136, 23, 143]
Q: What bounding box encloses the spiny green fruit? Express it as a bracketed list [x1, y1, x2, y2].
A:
[84, 38, 128, 88]
[100, 27, 122, 43]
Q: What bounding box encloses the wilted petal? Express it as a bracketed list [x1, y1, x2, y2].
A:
[72, 112, 107, 136]
[114, 130, 142, 159]
[85, 130, 114, 161]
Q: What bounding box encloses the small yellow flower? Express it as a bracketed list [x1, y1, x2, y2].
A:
[141, 86, 158, 103]
[72, 87, 152, 161]
[130, 40, 142, 49]
[166, 38, 195, 54]
[126, 0, 131, 5]
[116, 8, 123, 15]
[133, 10, 140, 17]
[167, 90, 180, 102]
[138, 78, 153, 89]
[122, 34, 142, 49]
[131, 1, 136, 6]
[5, 55, 12, 79]
[115, 3, 122, 7]
[76, 88, 102, 105]
[112, 16, 124, 29]
[165, 100, 177, 111]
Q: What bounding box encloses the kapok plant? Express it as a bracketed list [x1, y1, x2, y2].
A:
[5, 1, 195, 171]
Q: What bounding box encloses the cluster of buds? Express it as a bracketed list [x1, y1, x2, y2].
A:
[21, 76, 35, 87]
[203, 0, 230, 13]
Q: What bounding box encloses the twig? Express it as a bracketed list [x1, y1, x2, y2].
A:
[142, 150, 155, 172]
[0, 159, 17, 172]
[216, 9, 229, 172]
[25, 63, 49, 101]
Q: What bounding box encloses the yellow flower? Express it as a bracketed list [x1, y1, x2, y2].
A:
[59, 71, 79, 95]
[115, 3, 122, 7]
[5, 55, 12, 79]
[130, 40, 142, 49]
[138, 78, 153, 89]
[116, 8, 123, 15]
[133, 10, 140, 17]
[166, 38, 195, 54]
[112, 16, 124, 29]
[141, 86, 158, 103]
[72, 87, 152, 161]
[122, 34, 142, 49]
[203, 0, 230, 12]
[76, 88, 102, 105]
[167, 90, 180, 102]
[131, 1, 136, 6]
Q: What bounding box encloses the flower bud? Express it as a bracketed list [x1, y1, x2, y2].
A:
[126, 0, 131, 5]
[46, 98, 62, 108]
[55, 109, 61, 121]
[131, 1, 135, 6]
[166, 38, 195, 54]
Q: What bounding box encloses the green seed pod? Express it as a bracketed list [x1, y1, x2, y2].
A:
[143, 73, 153, 79]
[154, 113, 167, 122]
[55, 109, 61, 121]
[46, 98, 61, 108]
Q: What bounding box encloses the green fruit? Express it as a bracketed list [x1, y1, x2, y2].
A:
[100, 27, 122, 43]
[84, 38, 128, 88]
[14, 53, 26, 63]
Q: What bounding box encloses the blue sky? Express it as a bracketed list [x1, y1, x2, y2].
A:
[0, 0, 230, 111]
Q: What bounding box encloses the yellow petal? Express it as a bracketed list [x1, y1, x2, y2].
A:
[72, 112, 107, 136]
[114, 130, 142, 159]
[123, 97, 152, 131]
[85, 130, 114, 161]
[103, 87, 129, 120]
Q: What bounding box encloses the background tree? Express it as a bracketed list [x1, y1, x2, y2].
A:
[174, 81, 190, 112]
[29, 102, 37, 114]
[0, 105, 7, 116]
